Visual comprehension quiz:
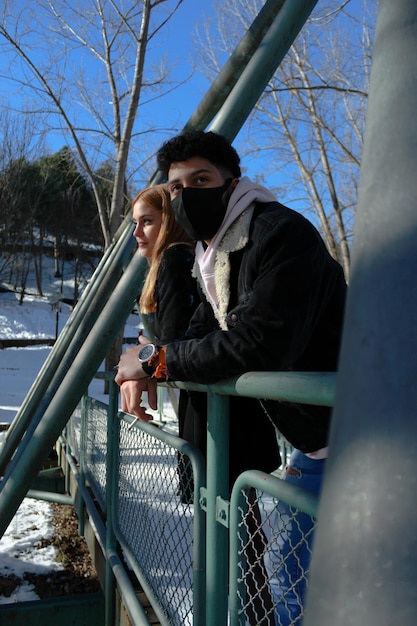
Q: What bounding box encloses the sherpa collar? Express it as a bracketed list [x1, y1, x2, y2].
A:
[193, 204, 255, 329]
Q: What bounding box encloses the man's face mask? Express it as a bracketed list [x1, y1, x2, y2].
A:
[171, 179, 232, 241]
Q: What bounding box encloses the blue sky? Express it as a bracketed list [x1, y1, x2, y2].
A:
[124, 0, 372, 194]
[0, 0, 372, 209]
[0, 1, 216, 157]
[1, 0, 285, 198]
[151, 2, 215, 124]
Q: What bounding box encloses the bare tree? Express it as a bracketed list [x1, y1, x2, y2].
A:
[195, 0, 376, 279]
[0, 0, 185, 247]
[1, 0, 188, 378]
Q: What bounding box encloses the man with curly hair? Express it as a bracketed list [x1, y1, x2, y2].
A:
[116, 130, 346, 625]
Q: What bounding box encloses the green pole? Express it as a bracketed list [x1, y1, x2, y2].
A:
[304, 1, 417, 624]
[205, 391, 230, 626]
[105, 378, 120, 626]
[183, 0, 286, 133]
[210, 0, 319, 141]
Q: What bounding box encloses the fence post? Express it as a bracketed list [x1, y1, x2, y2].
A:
[105, 376, 120, 626]
[77, 393, 89, 536]
[205, 391, 230, 626]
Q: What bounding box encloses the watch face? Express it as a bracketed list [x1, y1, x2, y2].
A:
[138, 343, 156, 362]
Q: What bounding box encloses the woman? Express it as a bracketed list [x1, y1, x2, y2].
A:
[133, 184, 198, 346]
[131, 183, 201, 501]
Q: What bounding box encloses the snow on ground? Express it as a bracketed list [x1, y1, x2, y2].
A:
[0, 288, 143, 604]
[0, 289, 140, 424]
[0, 242, 183, 606]
[0, 499, 62, 604]
[0, 293, 66, 603]
[0, 291, 61, 339]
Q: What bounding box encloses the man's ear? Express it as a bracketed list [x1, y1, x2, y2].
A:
[224, 177, 239, 203]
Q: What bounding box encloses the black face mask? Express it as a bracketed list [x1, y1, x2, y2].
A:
[171, 179, 232, 241]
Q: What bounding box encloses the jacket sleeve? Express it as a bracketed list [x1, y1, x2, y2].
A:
[166, 207, 346, 383]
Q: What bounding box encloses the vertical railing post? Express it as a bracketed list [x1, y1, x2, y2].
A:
[190, 444, 207, 626]
[105, 376, 120, 626]
[205, 391, 230, 626]
[229, 485, 248, 626]
[77, 393, 89, 536]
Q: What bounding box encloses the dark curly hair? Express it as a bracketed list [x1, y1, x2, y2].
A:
[157, 130, 242, 179]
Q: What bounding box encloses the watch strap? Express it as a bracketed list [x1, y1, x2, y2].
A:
[153, 345, 170, 381]
[142, 359, 156, 377]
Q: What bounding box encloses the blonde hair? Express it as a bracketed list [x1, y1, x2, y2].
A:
[134, 184, 194, 313]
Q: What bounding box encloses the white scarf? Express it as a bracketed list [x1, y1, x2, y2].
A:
[195, 177, 276, 310]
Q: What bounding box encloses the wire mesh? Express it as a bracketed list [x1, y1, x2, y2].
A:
[66, 402, 81, 459]
[116, 418, 197, 626]
[66, 392, 314, 626]
[84, 399, 108, 510]
[234, 488, 316, 626]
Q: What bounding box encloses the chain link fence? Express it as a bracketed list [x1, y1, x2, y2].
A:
[66, 396, 319, 626]
[116, 419, 198, 626]
[67, 398, 205, 626]
[83, 398, 108, 510]
[230, 484, 317, 625]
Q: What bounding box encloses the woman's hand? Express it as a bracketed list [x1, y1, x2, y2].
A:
[138, 332, 151, 346]
[115, 334, 158, 421]
[115, 344, 148, 384]
[119, 378, 158, 422]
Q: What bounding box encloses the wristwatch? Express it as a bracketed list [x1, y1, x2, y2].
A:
[138, 343, 160, 377]
[137, 343, 170, 380]
[138, 343, 158, 363]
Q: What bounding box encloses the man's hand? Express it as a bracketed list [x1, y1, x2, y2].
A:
[119, 378, 158, 422]
[115, 345, 148, 384]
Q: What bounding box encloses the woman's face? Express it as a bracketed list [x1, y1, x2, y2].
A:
[132, 199, 163, 258]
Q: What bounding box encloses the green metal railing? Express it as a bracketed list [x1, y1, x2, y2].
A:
[59, 370, 332, 626]
[64, 392, 206, 626]
[229, 472, 318, 626]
